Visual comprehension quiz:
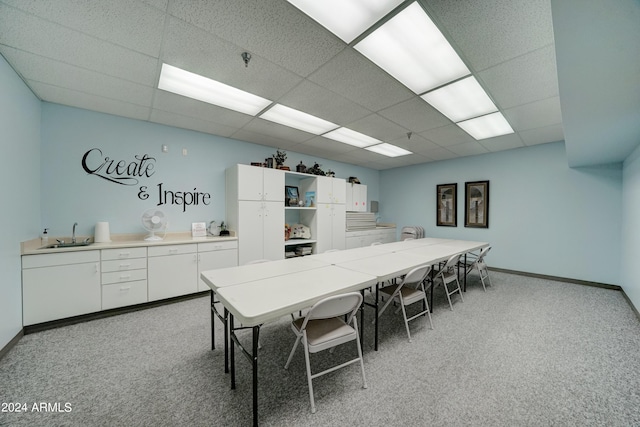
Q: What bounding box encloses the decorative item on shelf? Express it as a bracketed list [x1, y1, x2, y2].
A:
[326, 169, 335, 177]
[265, 157, 275, 168]
[208, 220, 221, 236]
[296, 161, 306, 173]
[348, 176, 361, 184]
[298, 200, 305, 207]
[285, 223, 291, 241]
[219, 221, 230, 236]
[251, 162, 264, 167]
[308, 162, 325, 176]
[191, 222, 207, 237]
[290, 223, 311, 239]
[274, 149, 287, 169]
[285, 185, 299, 206]
[305, 191, 316, 207]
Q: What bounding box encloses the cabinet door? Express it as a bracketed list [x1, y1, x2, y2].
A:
[332, 203, 346, 250]
[238, 201, 265, 265]
[237, 164, 265, 201]
[332, 179, 346, 204]
[315, 203, 333, 254]
[315, 176, 332, 204]
[354, 184, 367, 212]
[198, 249, 238, 291]
[148, 253, 198, 301]
[262, 167, 285, 202]
[262, 200, 284, 261]
[23, 261, 101, 325]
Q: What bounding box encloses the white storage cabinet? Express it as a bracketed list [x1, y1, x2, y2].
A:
[22, 251, 101, 325]
[101, 247, 148, 310]
[197, 241, 238, 291]
[147, 244, 198, 301]
[346, 183, 367, 212]
[315, 176, 346, 253]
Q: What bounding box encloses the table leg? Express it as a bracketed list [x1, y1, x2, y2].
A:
[224, 307, 230, 374]
[230, 312, 236, 390]
[210, 290, 216, 350]
[374, 283, 380, 351]
[464, 253, 468, 292]
[359, 289, 365, 351]
[252, 325, 259, 427]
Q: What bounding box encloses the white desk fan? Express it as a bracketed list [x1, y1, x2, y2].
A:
[141, 209, 168, 241]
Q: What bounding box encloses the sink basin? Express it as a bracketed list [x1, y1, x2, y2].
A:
[41, 242, 92, 249]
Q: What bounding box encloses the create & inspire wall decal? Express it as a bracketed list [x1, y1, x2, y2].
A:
[81, 148, 211, 212]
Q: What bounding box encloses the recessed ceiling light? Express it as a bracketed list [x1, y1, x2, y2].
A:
[355, 2, 470, 94]
[365, 143, 412, 157]
[421, 76, 498, 122]
[157, 63, 271, 116]
[323, 127, 381, 148]
[259, 104, 339, 135]
[286, 0, 404, 43]
[457, 112, 514, 140]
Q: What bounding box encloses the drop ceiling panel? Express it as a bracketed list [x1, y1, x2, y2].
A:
[29, 81, 151, 121]
[241, 118, 317, 145]
[276, 80, 372, 126]
[415, 146, 458, 162]
[167, 0, 346, 77]
[149, 109, 239, 138]
[420, 124, 475, 148]
[0, 4, 158, 86]
[308, 47, 414, 111]
[478, 45, 559, 110]
[298, 136, 362, 155]
[229, 129, 302, 151]
[446, 142, 490, 157]
[378, 96, 452, 133]
[426, 0, 554, 72]
[478, 133, 524, 152]
[388, 134, 442, 155]
[161, 17, 303, 101]
[140, 0, 168, 11]
[519, 124, 565, 146]
[152, 90, 254, 128]
[2, 48, 154, 106]
[3, 0, 166, 57]
[346, 113, 409, 142]
[503, 96, 563, 131]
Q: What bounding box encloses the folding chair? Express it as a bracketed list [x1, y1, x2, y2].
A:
[434, 253, 464, 310]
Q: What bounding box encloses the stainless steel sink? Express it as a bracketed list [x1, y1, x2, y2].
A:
[41, 242, 92, 249]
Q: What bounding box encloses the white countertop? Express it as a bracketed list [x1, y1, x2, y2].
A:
[21, 232, 237, 255]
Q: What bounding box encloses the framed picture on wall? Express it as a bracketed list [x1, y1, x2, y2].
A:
[436, 183, 457, 226]
[465, 180, 489, 228]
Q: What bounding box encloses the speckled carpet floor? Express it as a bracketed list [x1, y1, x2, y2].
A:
[1, 271, 639, 426]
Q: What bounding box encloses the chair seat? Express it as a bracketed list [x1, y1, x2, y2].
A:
[293, 317, 356, 351]
[379, 285, 425, 306]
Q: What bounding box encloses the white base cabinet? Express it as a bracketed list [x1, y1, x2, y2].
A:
[148, 244, 198, 301]
[101, 247, 148, 310]
[197, 241, 238, 291]
[22, 251, 101, 325]
[345, 228, 396, 249]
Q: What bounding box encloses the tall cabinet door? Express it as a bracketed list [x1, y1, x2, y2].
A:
[262, 168, 285, 202]
[238, 200, 265, 265]
[262, 200, 284, 261]
[237, 164, 265, 201]
[331, 203, 346, 250]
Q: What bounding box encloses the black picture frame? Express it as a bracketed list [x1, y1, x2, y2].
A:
[464, 180, 489, 228]
[436, 183, 457, 227]
[285, 185, 299, 206]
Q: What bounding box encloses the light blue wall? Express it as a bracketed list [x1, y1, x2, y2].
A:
[622, 144, 640, 309]
[379, 141, 622, 285]
[40, 103, 380, 237]
[0, 54, 41, 349]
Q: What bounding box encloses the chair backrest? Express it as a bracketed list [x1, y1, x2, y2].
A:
[244, 259, 270, 265]
[403, 237, 415, 241]
[304, 292, 363, 325]
[442, 253, 462, 271]
[477, 246, 491, 262]
[402, 264, 432, 286]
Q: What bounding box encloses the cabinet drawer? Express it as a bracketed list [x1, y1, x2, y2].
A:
[101, 247, 147, 260]
[198, 240, 238, 252]
[102, 269, 147, 285]
[102, 280, 147, 310]
[148, 244, 197, 257]
[102, 258, 147, 273]
[22, 250, 100, 269]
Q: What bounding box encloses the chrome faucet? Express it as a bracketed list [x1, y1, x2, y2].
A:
[72, 222, 78, 243]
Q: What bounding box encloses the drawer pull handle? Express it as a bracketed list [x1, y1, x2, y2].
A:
[169, 249, 179, 254]
[119, 275, 131, 280]
[119, 286, 131, 291]
[119, 263, 131, 268]
[118, 252, 131, 258]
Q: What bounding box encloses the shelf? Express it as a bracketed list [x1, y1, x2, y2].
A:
[284, 239, 317, 246]
[285, 206, 316, 210]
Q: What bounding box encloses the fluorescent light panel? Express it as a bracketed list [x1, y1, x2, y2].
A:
[259, 104, 339, 135]
[365, 143, 412, 157]
[457, 112, 514, 140]
[323, 127, 381, 148]
[355, 2, 470, 94]
[158, 63, 271, 116]
[286, 0, 404, 43]
[421, 76, 498, 122]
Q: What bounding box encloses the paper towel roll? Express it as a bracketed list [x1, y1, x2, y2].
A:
[94, 222, 111, 243]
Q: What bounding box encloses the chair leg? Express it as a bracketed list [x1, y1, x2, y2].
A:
[284, 335, 301, 369]
[443, 282, 454, 310]
[302, 336, 316, 414]
[400, 302, 412, 343]
[353, 317, 368, 389]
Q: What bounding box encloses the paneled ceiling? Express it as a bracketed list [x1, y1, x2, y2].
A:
[0, 0, 565, 170]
